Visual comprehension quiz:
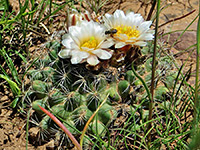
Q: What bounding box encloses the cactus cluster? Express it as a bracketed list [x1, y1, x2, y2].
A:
[21, 37, 178, 149]
[20, 9, 179, 149]
[24, 40, 129, 146]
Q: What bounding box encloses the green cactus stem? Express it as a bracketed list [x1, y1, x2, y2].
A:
[38, 105, 81, 150]
[72, 105, 93, 131]
[125, 70, 136, 84]
[52, 104, 70, 120]
[32, 80, 50, 99]
[94, 75, 108, 92]
[48, 88, 66, 106]
[98, 103, 117, 125]
[42, 67, 55, 81]
[90, 120, 106, 136]
[64, 91, 86, 112]
[87, 92, 101, 111]
[39, 115, 51, 131]
[118, 80, 130, 99]
[28, 69, 43, 80]
[107, 83, 121, 102]
[32, 97, 48, 115]
[63, 119, 77, 135]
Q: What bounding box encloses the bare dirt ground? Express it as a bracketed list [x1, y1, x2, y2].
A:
[0, 0, 199, 149]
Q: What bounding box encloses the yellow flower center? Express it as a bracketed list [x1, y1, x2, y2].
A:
[115, 25, 140, 39]
[81, 36, 98, 49]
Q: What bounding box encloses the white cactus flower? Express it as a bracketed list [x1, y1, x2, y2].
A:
[103, 10, 154, 48]
[58, 21, 114, 66]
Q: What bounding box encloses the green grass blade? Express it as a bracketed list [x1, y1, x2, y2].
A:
[171, 13, 199, 49]
[0, 74, 21, 97]
[0, 49, 21, 85]
[40, 2, 68, 23]
[15, 51, 27, 63]
[193, 0, 200, 128]
[131, 64, 151, 101]
[0, 64, 8, 77]
[22, 57, 39, 78]
[80, 94, 108, 148]
[35, 0, 47, 26]
[10, 97, 20, 108]
[0, 26, 2, 49]
[26, 108, 31, 150]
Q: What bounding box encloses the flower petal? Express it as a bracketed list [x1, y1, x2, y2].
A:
[138, 33, 154, 41]
[114, 34, 129, 41]
[98, 39, 114, 48]
[61, 20, 114, 65]
[138, 21, 152, 33]
[62, 37, 73, 49]
[71, 55, 84, 64]
[58, 49, 71, 59]
[134, 41, 147, 46]
[114, 10, 125, 22]
[92, 49, 112, 59]
[87, 55, 100, 66]
[115, 42, 126, 48]
[71, 50, 90, 59]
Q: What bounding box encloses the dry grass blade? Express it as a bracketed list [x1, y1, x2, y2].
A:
[38, 105, 82, 150]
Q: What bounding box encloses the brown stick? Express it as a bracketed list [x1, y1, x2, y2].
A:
[158, 9, 196, 28]
[146, 0, 157, 21]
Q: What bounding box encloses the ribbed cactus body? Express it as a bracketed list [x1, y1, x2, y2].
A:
[90, 120, 106, 136]
[28, 69, 43, 80]
[63, 120, 77, 134]
[23, 38, 176, 148]
[98, 103, 117, 125]
[107, 83, 121, 102]
[48, 88, 65, 106]
[41, 67, 55, 81]
[52, 104, 70, 120]
[32, 98, 47, 115]
[32, 80, 50, 98]
[64, 91, 85, 111]
[72, 105, 93, 131]
[125, 70, 136, 84]
[118, 80, 130, 99]
[87, 93, 102, 111]
[94, 76, 108, 92]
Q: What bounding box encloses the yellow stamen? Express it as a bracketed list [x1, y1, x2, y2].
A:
[115, 25, 140, 39]
[81, 36, 98, 49]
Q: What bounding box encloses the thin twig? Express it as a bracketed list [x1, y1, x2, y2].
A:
[147, 0, 160, 147]
[194, 3, 200, 130]
[158, 9, 196, 28]
[146, 0, 157, 21]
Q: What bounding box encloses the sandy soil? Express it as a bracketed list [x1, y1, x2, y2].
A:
[0, 0, 199, 149]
